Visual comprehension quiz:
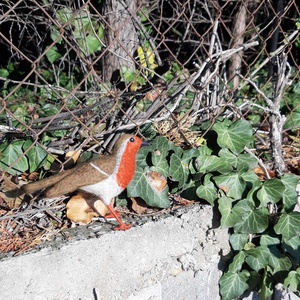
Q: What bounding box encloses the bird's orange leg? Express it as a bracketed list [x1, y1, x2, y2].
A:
[106, 205, 132, 231]
[105, 211, 121, 219]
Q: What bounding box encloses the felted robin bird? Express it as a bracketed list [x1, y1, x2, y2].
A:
[20, 134, 146, 230]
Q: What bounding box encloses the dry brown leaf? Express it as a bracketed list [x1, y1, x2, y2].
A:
[66, 193, 109, 225]
[145, 87, 164, 101]
[287, 158, 300, 175]
[21, 172, 39, 182]
[130, 197, 148, 215]
[283, 146, 294, 157]
[63, 150, 81, 169]
[65, 150, 81, 163]
[146, 170, 167, 193]
[0, 173, 24, 208]
[173, 195, 196, 206]
[253, 167, 276, 180]
[219, 186, 229, 194]
[130, 82, 140, 92]
[1, 173, 19, 191]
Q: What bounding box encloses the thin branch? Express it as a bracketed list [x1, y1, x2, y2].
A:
[0, 204, 66, 221]
[244, 146, 271, 180]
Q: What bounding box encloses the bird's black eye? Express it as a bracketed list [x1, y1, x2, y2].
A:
[129, 137, 135, 143]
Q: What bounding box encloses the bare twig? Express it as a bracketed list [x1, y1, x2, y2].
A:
[269, 54, 291, 175]
[238, 30, 298, 91]
[244, 146, 271, 180]
[0, 204, 66, 221]
[240, 53, 291, 175]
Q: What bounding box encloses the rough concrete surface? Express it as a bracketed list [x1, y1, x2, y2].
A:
[2, 201, 299, 300]
[0, 205, 231, 300]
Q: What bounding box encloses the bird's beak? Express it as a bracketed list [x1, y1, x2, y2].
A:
[141, 140, 151, 147]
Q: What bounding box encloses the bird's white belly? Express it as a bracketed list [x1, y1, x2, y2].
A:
[80, 175, 123, 205]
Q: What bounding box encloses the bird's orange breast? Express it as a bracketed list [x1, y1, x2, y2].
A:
[116, 137, 142, 189]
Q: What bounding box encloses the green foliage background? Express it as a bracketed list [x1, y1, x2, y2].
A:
[0, 1, 299, 299]
[127, 119, 300, 300]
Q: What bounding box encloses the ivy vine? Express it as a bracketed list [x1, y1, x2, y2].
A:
[127, 118, 300, 299]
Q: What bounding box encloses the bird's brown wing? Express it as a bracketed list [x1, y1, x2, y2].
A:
[45, 156, 116, 198]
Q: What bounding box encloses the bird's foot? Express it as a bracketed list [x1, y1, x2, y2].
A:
[113, 223, 132, 231]
[106, 204, 132, 231]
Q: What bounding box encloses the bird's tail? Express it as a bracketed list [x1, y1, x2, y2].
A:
[22, 169, 73, 195]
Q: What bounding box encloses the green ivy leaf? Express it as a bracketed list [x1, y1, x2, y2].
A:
[182, 148, 201, 174]
[197, 144, 212, 156]
[244, 242, 256, 251]
[218, 196, 240, 228]
[150, 136, 170, 177]
[214, 173, 246, 199]
[229, 233, 249, 250]
[97, 25, 104, 40]
[120, 67, 135, 83]
[169, 153, 188, 187]
[22, 139, 33, 151]
[26, 146, 48, 173]
[43, 154, 56, 171]
[136, 146, 151, 168]
[151, 136, 169, 154]
[241, 170, 261, 187]
[229, 251, 248, 273]
[0, 68, 9, 78]
[0, 141, 28, 175]
[50, 29, 62, 43]
[232, 200, 269, 233]
[282, 236, 300, 266]
[257, 179, 285, 206]
[274, 256, 292, 275]
[260, 235, 280, 246]
[127, 166, 170, 208]
[218, 149, 258, 172]
[213, 119, 253, 153]
[198, 155, 232, 174]
[284, 268, 300, 292]
[219, 270, 250, 300]
[293, 82, 300, 94]
[10, 105, 28, 123]
[218, 148, 238, 167]
[284, 111, 300, 130]
[274, 212, 300, 239]
[56, 7, 72, 24]
[46, 45, 62, 63]
[85, 35, 102, 55]
[196, 174, 218, 205]
[267, 245, 292, 275]
[247, 271, 262, 292]
[237, 153, 258, 171]
[259, 266, 274, 299]
[281, 174, 299, 212]
[245, 246, 270, 272]
[152, 152, 169, 177]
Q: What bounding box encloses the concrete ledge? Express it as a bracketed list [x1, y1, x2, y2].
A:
[0, 205, 230, 299]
